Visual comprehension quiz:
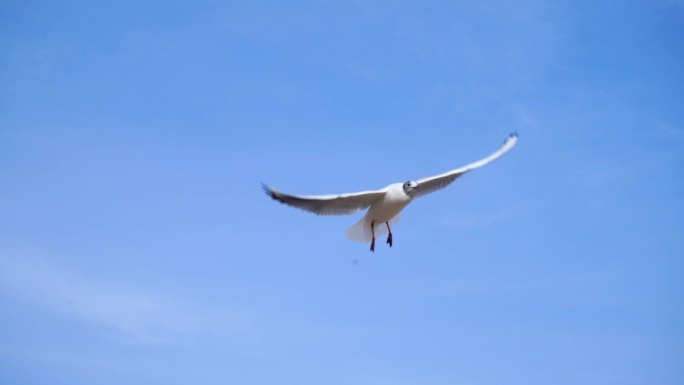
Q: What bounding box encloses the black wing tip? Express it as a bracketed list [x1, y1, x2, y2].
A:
[504, 132, 519, 143]
[261, 183, 291, 205]
[261, 183, 277, 199]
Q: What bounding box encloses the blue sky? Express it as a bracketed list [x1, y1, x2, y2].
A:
[1, 1, 682, 384]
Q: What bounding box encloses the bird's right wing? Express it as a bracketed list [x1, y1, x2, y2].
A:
[413, 133, 518, 198]
[262, 184, 387, 216]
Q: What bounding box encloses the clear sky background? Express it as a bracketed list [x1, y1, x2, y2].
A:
[1, 1, 682, 384]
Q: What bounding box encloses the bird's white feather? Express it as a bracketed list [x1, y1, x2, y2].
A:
[263, 184, 387, 216]
[413, 133, 518, 198]
[345, 214, 402, 243]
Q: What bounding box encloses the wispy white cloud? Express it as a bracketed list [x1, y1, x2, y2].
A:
[441, 204, 527, 229]
[0, 255, 250, 344]
[345, 61, 397, 82]
[666, 0, 684, 9]
[354, 375, 410, 385]
[651, 123, 684, 141]
[436, 276, 552, 297]
[432, 271, 612, 299]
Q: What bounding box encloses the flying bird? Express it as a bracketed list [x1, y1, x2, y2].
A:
[263, 133, 518, 252]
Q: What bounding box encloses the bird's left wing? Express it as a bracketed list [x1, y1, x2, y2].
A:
[413, 133, 518, 199]
[262, 184, 387, 216]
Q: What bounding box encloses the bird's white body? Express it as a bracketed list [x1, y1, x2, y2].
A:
[345, 183, 412, 243]
[263, 133, 518, 251]
[365, 183, 412, 223]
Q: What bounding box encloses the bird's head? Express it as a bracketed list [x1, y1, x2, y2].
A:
[402, 180, 419, 197]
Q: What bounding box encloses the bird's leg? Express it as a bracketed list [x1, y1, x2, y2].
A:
[370, 221, 375, 252]
[386, 222, 393, 247]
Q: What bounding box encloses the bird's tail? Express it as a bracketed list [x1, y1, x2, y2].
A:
[345, 215, 401, 243]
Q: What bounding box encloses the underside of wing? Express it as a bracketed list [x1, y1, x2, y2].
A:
[414, 133, 518, 198]
[262, 184, 387, 216]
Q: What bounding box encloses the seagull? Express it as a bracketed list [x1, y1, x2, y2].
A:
[263, 133, 518, 252]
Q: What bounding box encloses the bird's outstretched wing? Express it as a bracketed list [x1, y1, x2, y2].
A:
[413, 133, 518, 198]
[262, 184, 387, 216]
